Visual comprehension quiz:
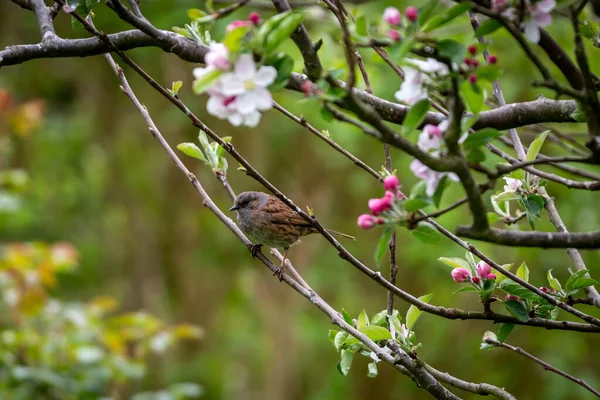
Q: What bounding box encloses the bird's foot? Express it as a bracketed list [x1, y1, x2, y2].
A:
[247, 243, 263, 257]
[273, 266, 285, 281]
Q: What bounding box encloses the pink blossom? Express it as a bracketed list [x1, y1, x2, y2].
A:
[451, 268, 471, 283]
[205, 42, 230, 71]
[410, 159, 459, 197]
[472, 276, 481, 284]
[357, 214, 375, 229]
[249, 12, 261, 25]
[503, 177, 522, 193]
[383, 7, 401, 25]
[404, 6, 418, 22]
[226, 20, 252, 33]
[486, 273, 497, 280]
[418, 124, 444, 152]
[522, 0, 555, 43]
[387, 30, 401, 42]
[384, 175, 400, 191]
[368, 196, 392, 215]
[477, 261, 492, 279]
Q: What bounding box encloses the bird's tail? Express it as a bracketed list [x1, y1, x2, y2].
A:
[326, 229, 356, 241]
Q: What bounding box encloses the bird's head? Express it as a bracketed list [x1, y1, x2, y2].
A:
[229, 191, 266, 212]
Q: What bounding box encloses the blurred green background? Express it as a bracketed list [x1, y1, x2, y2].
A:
[2, 0, 600, 399]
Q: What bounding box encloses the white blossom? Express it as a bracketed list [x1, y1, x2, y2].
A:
[503, 177, 522, 193]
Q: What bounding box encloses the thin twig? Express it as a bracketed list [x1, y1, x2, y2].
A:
[485, 339, 600, 398]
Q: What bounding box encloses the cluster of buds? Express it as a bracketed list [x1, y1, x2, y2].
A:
[226, 12, 262, 32]
[357, 175, 403, 229]
[462, 45, 498, 84]
[451, 261, 497, 284]
[382, 6, 418, 42]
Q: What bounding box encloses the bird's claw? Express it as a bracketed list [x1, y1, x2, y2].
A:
[247, 243, 263, 257]
[273, 266, 285, 281]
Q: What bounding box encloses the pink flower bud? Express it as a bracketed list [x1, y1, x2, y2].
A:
[396, 189, 405, 199]
[226, 20, 252, 33]
[486, 273, 497, 280]
[383, 7, 401, 25]
[506, 295, 519, 301]
[368, 198, 386, 215]
[385, 190, 395, 199]
[468, 74, 477, 84]
[472, 276, 481, 284]
[471, 59, 480, 68]
[465, 58, 473, 66]
[384, 175, 400, 191]
[468, 45, 477, 55]
[424, 124, 443, 138]
[357, 214, 375, 229]
[540, 286, 548, 293]
[387, 29, 401, 42]
[404, 6, 418, 22]
[301, 80, 313, 97]
[477, 261, 491, 279]
[376, 218, 384, 224]
[451, 268, 471, 283]
[488, 55, 497, 64]
[249, 12, 261, 25]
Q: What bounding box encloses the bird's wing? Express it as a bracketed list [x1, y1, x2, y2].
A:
[262, 198, 311, 226]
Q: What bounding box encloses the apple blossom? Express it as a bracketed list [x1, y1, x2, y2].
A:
[417, 124, 444, 152]
[384, 175, 400, 191]
[472, 276, 481, 284]
[503, 177, 522, 193]
[394, 59, 449, 105]
[477, 261, 492, 279]
[451, 268, 471, 283]
[522, 0, 555, 43]
[226, 20, 252, 32]
[410, 159, 459, 197]
[387, 30, 401, 42]
[487, 273, 497, 280]
[204, 42, 230, 71]
[383, 7, 401, 26]
[357, 214, 375, 229]
[249, 12, 261, 25]
[404, 6, 418, 22]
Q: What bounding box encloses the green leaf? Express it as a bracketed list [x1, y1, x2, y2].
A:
[499, 281, 541, 301]
[431, 174, 449, 208]
[526, 130, 550, 162]
[171, 80, 183, 95]
[438, 257, 471, 270]
[334, 331, 348, 352]
[341, 308, 354, 325]
[503, 300, 529, 322]
[571, 277, 599, 291]
[337, 349, 354, 376]
[406, 293, 432, 331]
[370, 310, 388, 327]
[516, 261, 529, 283]
[223, 25, 251, 52]
[411, 222, 441, 244]
[357, 309, 369, 329]
[570, 105, 586, 122]
[418, 0, 440, 26]
[461, 79, 484, 115]
[482, 279, 496, 292]
[565, 269, 592, 291]
[375, 226, 394, 264]
[388, 37, 416, 63]
[402, 99, 430, 134]
[422, 2, 472, 33]
[177, 143, 206, 161]
[264, 53, 295, 91]
[404, 198, 431, 212]
[463, 128, 502, 149]
[497, 323, 514, 343]
[535, 304, 555, 319]
[355, 15, 367, 37]
[187, 8, 206, 20]
[476, 65, 502, 82]
[547, 269, 563, 293]
[521, 194, 546, 230]
[437, 39, 467, 65]
[320, 106, 334, 123]
[367, 361, 378, 378]
[264, 13, 305, 54]
[494, 263, 513, 285]
[466, 147, 486, 163]
[192, 69, 223, 93]
[493, 191, 521, 203]
[480, 330, 496, 350]
[329, 329, 339, 345]
[453, 286, 478, 294]
[474, 18, 502, 37]
[345, 326, 392, 345]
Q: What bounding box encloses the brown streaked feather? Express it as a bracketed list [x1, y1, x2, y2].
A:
[262, 197, 312, 227]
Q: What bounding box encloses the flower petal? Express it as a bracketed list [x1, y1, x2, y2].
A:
[228, 113, 243, 126]
[523, 21, 541, 43]
[207, 95, 227, 118]
[252, 87, 273, 111]
[243, 110, 262, 127]
[236, 93, 257, 114]
[235, 54, 256, 81]
[254, 66, 278, 87]
[220, 74, 245, 96]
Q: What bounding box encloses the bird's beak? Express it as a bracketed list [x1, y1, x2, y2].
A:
[229, 205, 240, 211]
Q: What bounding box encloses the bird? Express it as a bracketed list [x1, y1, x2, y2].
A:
[229, 191, 355, 279]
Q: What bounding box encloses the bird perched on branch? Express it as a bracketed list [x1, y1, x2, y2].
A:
[229, 191, 355, 279]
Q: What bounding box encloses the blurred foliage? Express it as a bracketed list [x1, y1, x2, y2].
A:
[1, 0, 600, 399]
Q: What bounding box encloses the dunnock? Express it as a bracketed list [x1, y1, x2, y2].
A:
[229, 191, 355, 278]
